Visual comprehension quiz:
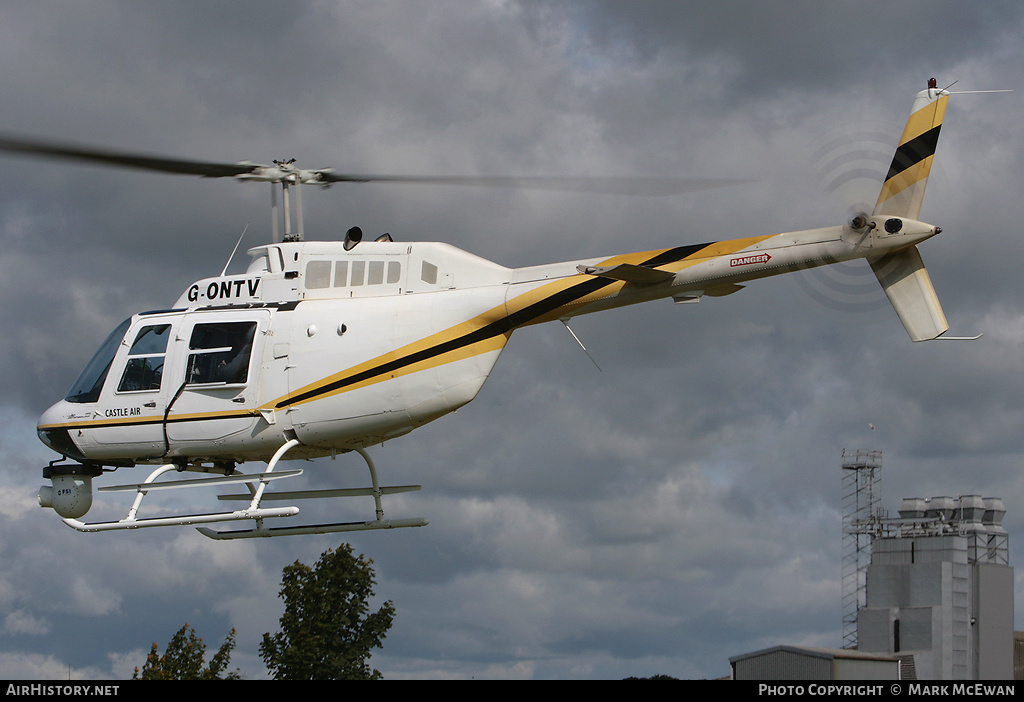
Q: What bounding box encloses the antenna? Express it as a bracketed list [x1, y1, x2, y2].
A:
[220, 223, 249, 276]
[559, 319, 602, 372]
[941, 79, 1012, 96]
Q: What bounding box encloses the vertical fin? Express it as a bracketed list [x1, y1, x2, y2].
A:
[870, 80, 952, 341]
[873, 80, 949, 219]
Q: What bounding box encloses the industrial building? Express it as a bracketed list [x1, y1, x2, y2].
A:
[731, 450, 1014, 680]
[853, 493, 1013, 678]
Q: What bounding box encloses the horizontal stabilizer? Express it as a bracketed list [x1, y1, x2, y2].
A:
[577, 263, 674, 285]
[671, 283, 744, 304]
[869, 245, 948, 341]
[705, 283, 745, 297]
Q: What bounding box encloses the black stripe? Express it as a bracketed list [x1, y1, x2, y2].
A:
[276, 275, 614, 408]
[276, 242, 715, 408]
[639, 242, 713, 269]
[884, 125, 941, 182]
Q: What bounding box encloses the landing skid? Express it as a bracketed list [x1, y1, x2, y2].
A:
[61, 440, 428, 539]
[198, 517, 429, 540]
[200, 446, 428, 539]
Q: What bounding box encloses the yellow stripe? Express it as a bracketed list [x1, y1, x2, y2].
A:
[901, 95, 947, 142]
[876, 93, 948, 209]
[876, 154, 936, 202]
[39, 408, 259, 431]
[44, 235, 780, 429]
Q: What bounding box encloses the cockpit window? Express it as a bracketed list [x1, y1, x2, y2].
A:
[185, 321, 257, 385]
[65, 318, 132, 403]
[117, 324, 171, 392]
[128, 324, 171, 356]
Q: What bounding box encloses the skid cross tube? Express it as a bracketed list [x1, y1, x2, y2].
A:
[198, 446, 428, 539]
[247, 437, 301, 532]
[357, 447, 385, 521]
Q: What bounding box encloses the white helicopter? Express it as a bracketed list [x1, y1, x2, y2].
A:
[20, 78, 974, 539]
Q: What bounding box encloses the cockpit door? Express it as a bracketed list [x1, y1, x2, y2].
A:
[85, 314, 178, 460]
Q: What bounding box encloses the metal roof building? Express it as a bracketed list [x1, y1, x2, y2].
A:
[730, 645, 900, 680]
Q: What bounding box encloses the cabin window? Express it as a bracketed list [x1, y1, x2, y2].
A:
[387, 260, 401, 284]
[368, 260, 385, 286]
[304, 259, 401, 290]
[421, 261, 438, 285]
[117, 324, 171, 392]
[305, 260, 332, 289]
[334, 261, 348, 287]
[185, 321, 257, 385]
[65, 318, 132, 403]
[351, 260, 365, 286]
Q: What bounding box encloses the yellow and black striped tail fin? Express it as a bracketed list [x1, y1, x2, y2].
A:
[873, 79, 949, 219]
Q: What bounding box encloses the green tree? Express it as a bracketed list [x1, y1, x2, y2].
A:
[260, 543, 395, 680]
[133, 623, 241, 680]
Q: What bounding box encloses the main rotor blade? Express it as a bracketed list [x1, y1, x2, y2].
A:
[0, 134, 261, 178]
[315, 172, 751, 196]
[0, 132, 751, 195]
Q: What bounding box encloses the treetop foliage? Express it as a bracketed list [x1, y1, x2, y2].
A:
[133, 542, 393, 680]
[260, 542, 395, 680]
[133, 623, 241, 680]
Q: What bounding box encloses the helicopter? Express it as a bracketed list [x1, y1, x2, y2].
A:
[18, 78, 977, 539]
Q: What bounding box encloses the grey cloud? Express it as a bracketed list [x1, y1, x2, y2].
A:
[0, 0, 1022, 680]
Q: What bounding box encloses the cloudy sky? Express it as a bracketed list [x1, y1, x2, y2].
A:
[1, 0, 1023, 680]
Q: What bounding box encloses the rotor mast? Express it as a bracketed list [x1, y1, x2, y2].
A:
[268, 159, 305, 242]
